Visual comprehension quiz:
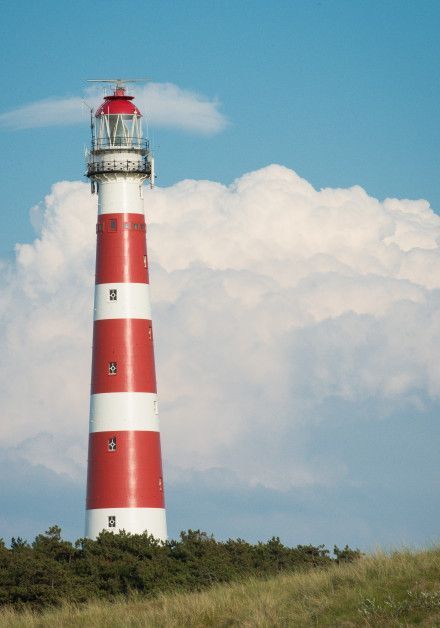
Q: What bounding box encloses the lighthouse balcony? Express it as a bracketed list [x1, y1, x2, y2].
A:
[87, 157, 151, 177]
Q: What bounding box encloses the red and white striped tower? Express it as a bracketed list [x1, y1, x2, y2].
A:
[85, 80, 166, 540]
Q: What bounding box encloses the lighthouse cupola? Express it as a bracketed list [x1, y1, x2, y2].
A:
[94, 85, 143, 149]
[86, 80, 153, 187]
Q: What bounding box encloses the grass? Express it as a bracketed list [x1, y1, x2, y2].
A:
[1, 547, 440, 626]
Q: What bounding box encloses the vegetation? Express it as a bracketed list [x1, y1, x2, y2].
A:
[0, 526, 358, 612]
[0, 545, 439, 626]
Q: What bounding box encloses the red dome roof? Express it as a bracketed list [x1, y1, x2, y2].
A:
[95, 88, 142, 117]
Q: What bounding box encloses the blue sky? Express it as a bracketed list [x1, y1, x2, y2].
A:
[1, 0, 440, 550]
[1, 0, 440, 253]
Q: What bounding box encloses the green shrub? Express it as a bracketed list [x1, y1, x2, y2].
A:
[0, 526, 357, 610]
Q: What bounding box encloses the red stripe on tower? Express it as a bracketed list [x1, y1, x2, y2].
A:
[91, 319, 157, 393]
[85, 80, 166, 540]
[95, 213, 150, 284]
[86, 431, 165, 509]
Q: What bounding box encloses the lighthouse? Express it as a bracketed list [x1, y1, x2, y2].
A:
[85, 80, 167, 540]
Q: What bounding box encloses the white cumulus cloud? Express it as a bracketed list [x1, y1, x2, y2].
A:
[0, 83, 227, 135]
[1, 165, 440, 492]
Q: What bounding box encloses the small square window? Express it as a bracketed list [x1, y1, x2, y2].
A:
[124, 222, 130, 229]
[108, 436, 117, 452]
[109, 289, 117, 302]
[108, 516, 116, 528]
[96, 223, 103, 234]
[109, 219, 117, 232]
[108, 362, 117, 375]
[141, 224, 146, 231]
[133, 223, 139, 230]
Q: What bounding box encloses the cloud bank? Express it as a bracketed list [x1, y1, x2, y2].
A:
[0, 83, 227, 135]
[1, 165, 440, 544]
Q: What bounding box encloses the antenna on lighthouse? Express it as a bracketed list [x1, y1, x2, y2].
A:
[87, 78, 150, 91]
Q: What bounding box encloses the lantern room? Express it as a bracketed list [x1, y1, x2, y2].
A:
[94, 87, 143, 149]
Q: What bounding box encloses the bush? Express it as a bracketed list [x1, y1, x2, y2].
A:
[333, 544, 362, 563]
[0, 526, 359, 610]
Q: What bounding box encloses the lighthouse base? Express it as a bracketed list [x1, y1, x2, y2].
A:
[85, 507, 167, 541]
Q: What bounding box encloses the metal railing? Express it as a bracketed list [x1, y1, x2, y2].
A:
[90, 138, 149, 151]
[87, 158, 151, 176]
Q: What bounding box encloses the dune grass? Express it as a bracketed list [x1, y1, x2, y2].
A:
[1, 547, 439, 627]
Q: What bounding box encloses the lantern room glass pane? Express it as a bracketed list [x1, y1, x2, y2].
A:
[95, 113, 142, 148]
[108, 114, 135, 146]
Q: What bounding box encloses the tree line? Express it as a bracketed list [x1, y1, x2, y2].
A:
[0, 526, 360, 610]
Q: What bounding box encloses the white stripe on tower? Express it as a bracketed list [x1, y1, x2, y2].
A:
[94, 283, 152, 320]
[85, 508, 167, 539]
[98, 179, 144, 215]
[89, 392, 159, 433]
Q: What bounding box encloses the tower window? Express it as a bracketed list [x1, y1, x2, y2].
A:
[108, 516, 116, 528]
[141, 224, 146, 232]
[108, 436, 117, 452]
[96, 223, 103, 233]
[109, 219, 117, 232]
[108, 362, 117, 375]
[109, 289, 117, 301]
[133, 223, 139, 230]
[124, 222, 130, 229]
